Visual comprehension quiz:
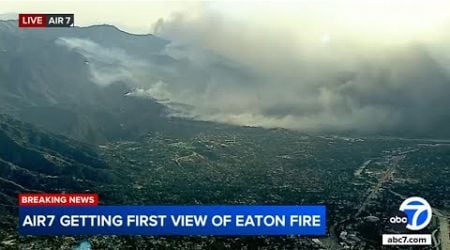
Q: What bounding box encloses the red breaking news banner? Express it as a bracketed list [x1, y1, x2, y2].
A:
[19, 193, 98, 206]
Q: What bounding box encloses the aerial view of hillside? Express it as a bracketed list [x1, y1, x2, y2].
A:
[1, 1, 450, 249]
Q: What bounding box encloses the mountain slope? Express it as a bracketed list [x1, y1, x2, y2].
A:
[0, 20, 259, 143]
[0, 114, 114, 208]
[0, 20, 175, 143]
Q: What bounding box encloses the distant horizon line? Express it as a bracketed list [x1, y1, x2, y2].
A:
[0, 18, 158, 37]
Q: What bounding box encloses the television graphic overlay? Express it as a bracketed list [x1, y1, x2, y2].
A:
[399, 197, 432, 231]
[383, 197, 434, 246]
[19, 195, 327, 236]
[18, 14, 74, 28]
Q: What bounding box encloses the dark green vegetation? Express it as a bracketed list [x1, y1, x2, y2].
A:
[0, 114, 114, 203]
[1, 115, 448, 248]
[0, 114, 119, 248]
[99, 129, 450, 249]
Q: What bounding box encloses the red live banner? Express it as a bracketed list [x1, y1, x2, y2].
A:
[18, 14, 74, 28]
[18, 14, 47, 28]
[19, 193, 98, 206]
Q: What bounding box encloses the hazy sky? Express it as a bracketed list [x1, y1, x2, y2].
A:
[1, 0, 450, 42]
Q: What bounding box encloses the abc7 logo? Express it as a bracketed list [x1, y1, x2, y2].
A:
[389, 215, 408, 224]
[388, 197, 432, 231]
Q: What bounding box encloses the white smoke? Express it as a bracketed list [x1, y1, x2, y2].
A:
[55, 37, 149, 87]
[55, 9, 450, 137]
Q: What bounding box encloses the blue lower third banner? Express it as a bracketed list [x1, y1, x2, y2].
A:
[19, 205, 326, 235]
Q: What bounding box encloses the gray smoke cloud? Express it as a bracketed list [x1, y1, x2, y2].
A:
[150, 11, 450, 137]
[56, 10, 450, 137]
